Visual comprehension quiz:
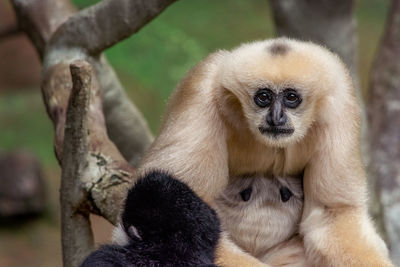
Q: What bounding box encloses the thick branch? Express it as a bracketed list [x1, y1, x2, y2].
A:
[94, 56, 153, 166]
[10, 0, 169, 265]
[60, 60, 94, 267]
[10, 0, 76, 58]
[42, 52, 153, 166]
[12, 0, 154, 165]
[12, 0, 153, 230]
[44, 58, 135, 220]
[59, 60, 136, 265]
[368, 0, 400, 264]
[49, 0, 177, 55]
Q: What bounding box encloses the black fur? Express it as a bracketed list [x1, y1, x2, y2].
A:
[269, 42, 289, 55]
[81, 171, 221, 267]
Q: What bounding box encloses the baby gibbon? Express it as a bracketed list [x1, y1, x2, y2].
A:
[138, 38, 393, 266]
[216, 174, 306, 266]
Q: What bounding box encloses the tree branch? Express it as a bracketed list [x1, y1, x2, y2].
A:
[44, 57, 135, 220]
[12, 0, 155, 165]
[60, 60, 94, 267]
[60, 59, 135, 266]
[10, 0, 76, 58]
[9, 0, 168, 264]
[368, 0, 400, 264]
[49, 0, 178, 55]
[94, 55, 154, 166]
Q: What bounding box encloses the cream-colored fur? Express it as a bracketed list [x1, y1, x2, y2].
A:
[138, 38, 393, 266]
[215, 175, 304, 265]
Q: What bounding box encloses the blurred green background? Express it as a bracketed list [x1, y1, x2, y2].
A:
[0, 0, 392, 266]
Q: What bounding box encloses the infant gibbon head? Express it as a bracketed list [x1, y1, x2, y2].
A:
[217, 38, 351, 147]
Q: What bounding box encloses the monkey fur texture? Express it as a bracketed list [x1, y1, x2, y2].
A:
[81, 171, 221, 267]
[138, 38, 393, 266]
[216, 174, 305, 266]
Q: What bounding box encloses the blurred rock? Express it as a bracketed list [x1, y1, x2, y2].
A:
[0, 150, 46, 219]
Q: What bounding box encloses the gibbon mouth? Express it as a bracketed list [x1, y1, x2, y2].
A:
[258, 126, 294, 136]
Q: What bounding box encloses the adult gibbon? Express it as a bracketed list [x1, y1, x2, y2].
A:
[138, 38, 393, 266]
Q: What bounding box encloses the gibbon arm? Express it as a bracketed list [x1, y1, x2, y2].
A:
[301, 113, 393, 266]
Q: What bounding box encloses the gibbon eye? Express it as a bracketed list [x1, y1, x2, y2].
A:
[283, 89, 302, 108]
[279, 186, 293, 202]
[254, 89, 272, 108]
[286, 93, 298, 102]
[239, 187, 252, 201]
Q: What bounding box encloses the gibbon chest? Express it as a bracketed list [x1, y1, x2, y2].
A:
[226, 137, 308, 177]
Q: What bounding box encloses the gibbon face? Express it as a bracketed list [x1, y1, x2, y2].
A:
[217, 38, 345, 147]
[215, 174, 303, 257]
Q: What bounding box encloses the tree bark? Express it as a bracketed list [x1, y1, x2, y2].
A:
[60, 61, 95, 267]
[12, 0, 157, 166]
[49, 0, 177, 55]
[10, 0, 177, 265]
[368, 0, 400, 264]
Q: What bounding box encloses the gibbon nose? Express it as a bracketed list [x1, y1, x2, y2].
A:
[266, 103, 287, 126]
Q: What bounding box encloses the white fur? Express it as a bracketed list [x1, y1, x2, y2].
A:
[112, 223, 129, 246]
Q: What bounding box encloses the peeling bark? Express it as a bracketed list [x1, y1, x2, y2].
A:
[368, 0, 400, 264]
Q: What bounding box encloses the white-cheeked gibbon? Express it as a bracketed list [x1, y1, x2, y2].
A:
[137, 38, 393, 267]
[216, 174, 305, 266]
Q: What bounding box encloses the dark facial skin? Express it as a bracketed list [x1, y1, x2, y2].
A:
[254, 88, 302, 137]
